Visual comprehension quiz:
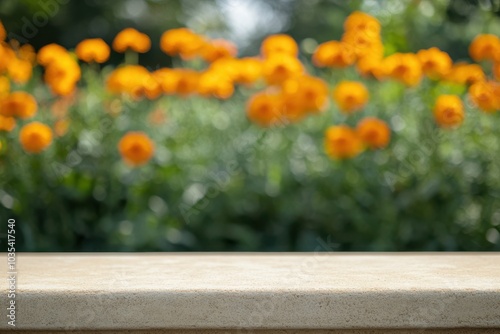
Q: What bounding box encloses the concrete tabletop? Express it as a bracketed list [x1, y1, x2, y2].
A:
[1, 253, 499, 331]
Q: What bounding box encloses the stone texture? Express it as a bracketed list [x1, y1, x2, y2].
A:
[0, 253, 499, 331]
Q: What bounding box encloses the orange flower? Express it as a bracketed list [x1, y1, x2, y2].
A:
[417, 47, 452, 79]
[313, 41, 356, 68]
[332, 81, 369, 113]
[113, 28, 151, 53]
[118, 131, 155, 166]
[324, 125, 363, 159]
[19, 122, 53, 153]
[446, 63, 486, 85]
[0, 76, 9, 98]
[43, 53, 81, 96]
[160, 28, 206, 59]
[201, 39, 237, 63]
[54, 119, 70, 137]
[282, 75, 329, 113]
[356, 117, 390, 149]
[262, 54, 303, 85]
[18, 44, 36, 64]
[468, 81, 500, 113]
[233, 58, 263, 85]
[76, 38, 110, 63]
[197, 70, 234, 99]
[494, 62, 500, 81]
[0, 91, 37, 119]
[0, 115, 15, 132]
[356, 56, 385, 79]
[0, 20, 5, 41]
[246, 91, 284, 127]
[7, 57, 32, 84]
[433, 95, 464, 128]
[344, 11, 381, 35]
[469, 34, 500, 62]
[0, 42, 15, 73]
[106, 65, 159, 99]
[383, 53, 422, 86]
[261, 34, 298, 58]
[342, 31, 382, 59]
[37, 43, 67, 66]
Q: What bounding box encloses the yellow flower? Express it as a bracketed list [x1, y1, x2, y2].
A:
[469, 34, 500, 62]
[433, 95, 464, 128]
[468, 81, 500, 113]
[313, 41, 356, 68]
[113, 28, 151, 53]
[233, 58, 263, 85]
[37, 43, 68, 66]
[383, 53, 422, 86]
[356, 117, 390, 149]
[76, 38, 110, 63]
[118, 132, 155, 166]
[417, 47, 452, 79]
[324, 125, 363, 159]
[332, 81, 369, 114]
[0, 91, 37, 119]
[261, 34, 298, 58]
[19, 122, 53, 153]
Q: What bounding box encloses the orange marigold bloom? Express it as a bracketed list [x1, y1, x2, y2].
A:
[19, 122, 53, 153]
[44, 53, 81, 96]
[324, 125, 363, 159]
[446, 63, 486, 85]
[246, 91, 284, 127]
[261, 34, 298, 58]
[356, 117, 390, 149]
[160, 28, 206, 59]
[197, 70, 234, 99]
[383, 53, 422, 86]
[106, 65, 156, 99]
[494, 62, 500, 81]
[262, 54, 303, 85]
[282, 75, 329, 113]
[0, 76, 9, 98]
[417, 47, 452, 79]
[0, 91, 37, 119]
[332, 81, 369, 114]
[469, 34, 500, 62]
[233, 57, 263, 85]
[118, 131, 155, 167]
[201, 39, 237, 63]
[113, 28, 151, 53]
[0, 42, 15, 73]
[37, 43, 67, 66]
[356, 56, 385, 79]
[76, 38, 110, 63]
[0, 115, 16, 132]
[342, 31, 382, 59]
[433, 95, 464, 128]
[0, 20, 5, 41]
[344, 11, 381, 35]
[313, 41, 356, 68]
[18, 44, 36, 64]
[468, 81, 500, 113]
[7, 57, 32, 84]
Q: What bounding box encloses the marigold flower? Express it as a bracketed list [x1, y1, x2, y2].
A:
[469, 34, 500, 62]
[118, 131, 155, 166]
[19, 122, 53, 153]
[468, 81, 500, 113]
[261, 34, 298, 58]
[197, 70, 234, 99]
[494, 63, 500, 81]
[344, 11, 381, 35]
[282, 75, 329, 113]
[262, 54, 303, 85]
[37, 43, 68, 66]
[0, 76, 9, 98]
[7, 57, 32, 84]
[313, 41, 356, 68]
[0, 20, 5, 41]
[0, 42, 15, 73]
[0, 115, 16, 132]
[160, 28, 206, 59]
[44, 53, 81, 96]
[324, 125, 363, 159]
[332, 81, 369, 114]
[246, 91, 284, 127]
[356, 117, 390, 149]
[0, 91, 37, 119]
[76, 38, 110, 63]
[233, 58, 263, 85]
[383, 53, 422, 86]
[446, 63, 486, 85]
[342, 31, 382, 59]
[113, 28, 151, 53]
[107, 65, 156, 99]
[356, 56, 385, 79]
[417, 47, 452, 79]
[201, 39, 237, 63]
[433, 95, 464, 128]
[18, 44, 36, 64]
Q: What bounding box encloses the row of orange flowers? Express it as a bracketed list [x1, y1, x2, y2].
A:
[1, 12, 500, 164]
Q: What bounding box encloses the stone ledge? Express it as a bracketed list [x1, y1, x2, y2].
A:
[1, 253, 499, 331]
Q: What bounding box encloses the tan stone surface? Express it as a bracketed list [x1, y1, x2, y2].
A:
[1, 330, 499, 334]
[0, 253, 499, 330]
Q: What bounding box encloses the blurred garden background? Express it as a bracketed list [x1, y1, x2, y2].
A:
[1, 0, 500, 251]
